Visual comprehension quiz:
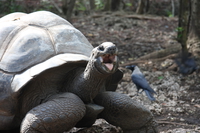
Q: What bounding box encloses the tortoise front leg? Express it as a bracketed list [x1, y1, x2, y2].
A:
[94, 91, 158, 133]
[20, 93, 86, 133]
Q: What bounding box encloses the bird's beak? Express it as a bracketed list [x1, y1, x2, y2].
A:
[125, 66, 131, 70]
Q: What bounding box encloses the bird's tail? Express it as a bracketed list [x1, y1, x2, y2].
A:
[144, 90, 156, 101]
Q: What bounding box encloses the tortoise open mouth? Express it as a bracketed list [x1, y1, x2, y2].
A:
[100, 54, 117, 71]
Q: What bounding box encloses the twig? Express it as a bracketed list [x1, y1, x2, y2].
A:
[157, 120, 197, 127]
[49, 0, 63, 14]
[171, 0, 175, 17]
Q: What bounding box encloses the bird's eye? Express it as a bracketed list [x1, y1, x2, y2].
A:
[98, 46, 104, 51]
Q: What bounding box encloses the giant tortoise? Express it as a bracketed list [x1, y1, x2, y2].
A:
[0, 11, 158, 133]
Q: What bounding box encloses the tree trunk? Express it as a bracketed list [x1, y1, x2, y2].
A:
[104, 0, 121, 11]
[136, 0, 145, 14]
[145, 0, 150, 13]
[111, 0, 121, 11]
[62, 0, 76, 22]
[104, 0, 111, 11]
[177, 0, 191, 54]
[187, 0, 200, 56]
[89, 0, 95, 10]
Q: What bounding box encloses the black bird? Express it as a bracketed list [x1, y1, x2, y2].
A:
[126, 65, 156, 101]
[175, 53, 198, 75]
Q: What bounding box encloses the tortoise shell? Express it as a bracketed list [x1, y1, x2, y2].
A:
[0, 11, 93, 116]
[0, 11, 93, 73]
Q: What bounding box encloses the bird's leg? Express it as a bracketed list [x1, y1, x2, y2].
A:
[136, 87, 141, 95]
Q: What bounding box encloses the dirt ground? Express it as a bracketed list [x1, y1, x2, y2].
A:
[0, 11, 199, 133]
[69, 12, 200, 133]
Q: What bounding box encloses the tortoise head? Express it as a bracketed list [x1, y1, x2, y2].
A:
[89, 42, 119, 74]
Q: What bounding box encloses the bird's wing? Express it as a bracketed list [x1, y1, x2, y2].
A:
[131, 74, 149, 88]
[131, 74, 156, 94]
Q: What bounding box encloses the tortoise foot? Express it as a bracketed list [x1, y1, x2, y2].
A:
[124, 119, 158, 133]
[21, 93, 86, 133]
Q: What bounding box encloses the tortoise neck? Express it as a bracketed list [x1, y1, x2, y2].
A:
[69, 62, 110, 103]
[84, 61, 109, 79]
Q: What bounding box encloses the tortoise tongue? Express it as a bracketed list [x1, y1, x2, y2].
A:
[100, 54, 116, 71]
[104, 63, 113, 70]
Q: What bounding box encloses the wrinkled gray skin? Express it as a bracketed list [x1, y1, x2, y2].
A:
[0, 11, 158, 133]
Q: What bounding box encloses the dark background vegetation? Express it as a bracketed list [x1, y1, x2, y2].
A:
[0, 0, 199, 133]
[0, 0, 179, 18]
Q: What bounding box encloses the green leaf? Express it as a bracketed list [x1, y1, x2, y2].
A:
[76, 2, 86, 11]
[175, 27, 184, 32]
[125, 3, 132, 7]
[158, 76, 164, 80]
[95, 0, 104, 10]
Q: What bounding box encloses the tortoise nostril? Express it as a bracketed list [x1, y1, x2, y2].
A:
[108, 47, 116, 54]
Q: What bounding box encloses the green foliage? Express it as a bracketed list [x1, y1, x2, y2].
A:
[75, 1, 87, 11]
[175, 27, 184, 32]
[37, 1, 54, 12]
[158, 76, 164, 80]
[165, 10, 173, 17]
[176, 27, 184, 39]
[95, 0, 104, 10]
[0, 0, 23, 13]
[125, 3, 132, 7]
[74, 0, 105, 11]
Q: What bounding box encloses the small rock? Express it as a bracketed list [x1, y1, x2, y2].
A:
[165, 100, 177, 107]
[158, 94, 166, 101]
[176, 107, 184, 113]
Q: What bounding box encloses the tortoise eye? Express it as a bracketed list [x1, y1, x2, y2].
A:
[98, 46, 104, 51]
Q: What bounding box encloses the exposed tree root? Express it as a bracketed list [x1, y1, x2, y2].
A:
[120, 44, 181, 67]
[120, 54, 178, 67]
[91, 13, 178, 21]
